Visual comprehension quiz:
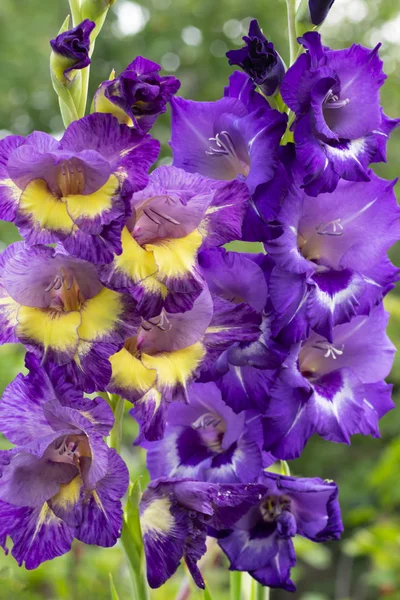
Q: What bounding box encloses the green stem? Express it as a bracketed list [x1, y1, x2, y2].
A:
[121, 525, 150, 600]
[109, 396, 124, 454]
[251, 580, 269, 600]
[230, 571, 242, 600]
[285, 0, 298, 66]
[69, 0, 81, 26]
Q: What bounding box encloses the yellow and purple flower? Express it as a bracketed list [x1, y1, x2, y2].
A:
[0, 354, 129, 569]
[108, 283, 262, 441]
[100, 165, 250, 318]
[0, 242, 141, 391]
[0, 113, 159, 263]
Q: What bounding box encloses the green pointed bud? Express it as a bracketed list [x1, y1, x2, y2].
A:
[81, 0, 116, 23]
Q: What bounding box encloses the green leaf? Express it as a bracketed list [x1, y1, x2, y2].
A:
[109, 574, 120, 600]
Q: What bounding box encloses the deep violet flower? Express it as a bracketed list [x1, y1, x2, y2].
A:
[226, 20, 285, 96]
[218, 472, 342, 591]
[50, 19, 95, 83]
[140, 477, 265, 588]
[143, 382, 272, 483]
[281, 32, 399, 196]
[94, 56, 180, 132]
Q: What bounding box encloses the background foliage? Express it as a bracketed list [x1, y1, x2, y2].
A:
[0, 0, 399, 598]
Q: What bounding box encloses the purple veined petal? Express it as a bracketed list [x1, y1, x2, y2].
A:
[216, 364, 274, 414]
[170, 95, 249, 180]
[224, 71, 271, 112]
[60, 113, 160, 193]
[323, 43, 385, 140]
[218, 523, 280, 572]
[251, 538, 296, 592]
[131, 166, 215, 244]
[76, 448, 129, 546]
[268, 474, 343, 541]
[302, 304, 395, 383]
[370, 112, 400, 163]
[140, 484, 190, 588]
[199, 248, 268, 312]
[138, 287, 213, 354]
[7, 144, 112, 197]
[0, 441, 79, 507]
[47, 475, 83, 528]
[0, 134, 24, 221]
[0, 243, 23, 344]
[202, 296, 262, 368]
[0, 501, 74, 569]
[61, 213, 125, 264]
[0, 364, 57, 445]
[200, 179, 250, 248]
[2, 243, 102, 308]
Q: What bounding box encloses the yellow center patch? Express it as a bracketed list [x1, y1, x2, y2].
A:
[19, 179, 74, 234]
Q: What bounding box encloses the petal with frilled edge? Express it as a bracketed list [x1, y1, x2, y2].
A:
[0, 501, 74, 569]
[76, 449, 129, 546]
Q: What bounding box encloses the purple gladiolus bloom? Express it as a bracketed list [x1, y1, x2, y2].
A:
[140, 477, 266, 588]
[143, 382, 271, 483]
[0, 242, 141, 392]
[218, 472, 342, 592]
[281, 32, 399, 196]
[262, 304, 395, 459]
[265, 173, 400, 342]
[0, 354, 129, 569]
[108, 281, 262, 442]
[0, 113, 159, 263]
[170, 89, 287, 194]
[99, 165, 249, 318]
[94, 56, 181, 132]
[226, 20, 285, 97]
[309, 0, 335, 25]
[198, 249, 287, 413]
[50, 20, 95, 83]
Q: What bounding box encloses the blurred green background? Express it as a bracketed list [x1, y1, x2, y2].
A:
[0, 0, 399, 598]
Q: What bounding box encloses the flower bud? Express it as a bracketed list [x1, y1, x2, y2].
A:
[296, 0, 335, 35]
[50, 19, 95, 84]
[93, 56, 180, 133]
[80, 0, 116, 23]
[226, 19, 285, 97]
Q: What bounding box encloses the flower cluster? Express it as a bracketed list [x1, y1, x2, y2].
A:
[0, 9, 397, 595]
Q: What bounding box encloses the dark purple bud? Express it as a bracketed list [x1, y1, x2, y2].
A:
[226, 19, 285, 96]
[50, 19, 95, 82]
[309, 0, 335, 25]
[93, 56, 181, 132]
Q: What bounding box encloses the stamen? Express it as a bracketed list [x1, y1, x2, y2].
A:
[143, 206, 181, 226]
[48, 267, 84, 312]
[206, 131, 236, 157]
[192, 412, 226, 453]
[57, 159, 85, 197]
[316, 218, 344, 236]
[312, 340, 344, 360]
[260, 494, 291, 522]
[323, 88, 350, 110]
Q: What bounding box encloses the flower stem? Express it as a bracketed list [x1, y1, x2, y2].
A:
[252, 580, 269, 600]
[121, 524, 150, 600]
[69, 0, 81, 26]
[230, 571, 242, 600]
[285, 0, 298, 65]
[109, 395, 125, 454]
